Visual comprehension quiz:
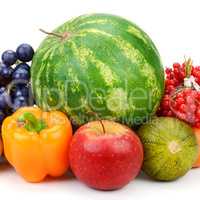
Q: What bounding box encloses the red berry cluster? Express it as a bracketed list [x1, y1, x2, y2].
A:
[157, 60, 200, 128]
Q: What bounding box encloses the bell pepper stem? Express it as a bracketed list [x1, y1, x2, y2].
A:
[18, 112, 47, 132]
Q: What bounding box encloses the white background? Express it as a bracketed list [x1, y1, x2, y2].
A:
[0, 0, 200, 199]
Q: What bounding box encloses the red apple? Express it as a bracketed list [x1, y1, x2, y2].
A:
[69, 120, 143, 190]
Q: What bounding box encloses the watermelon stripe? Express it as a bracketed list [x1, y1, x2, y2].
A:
[73, 28, 161, 98]
[63, 41, 132, 121]
[76, 28, 164, 89]
[69, 32, 159, 119]
[68, 15, 163, 85]
[74, 30, 136, 86]
[70, 14, 156, 52]
[61, 41, 96, 123]
[36, 47, 56, 108]
[67, 42, 115, 118]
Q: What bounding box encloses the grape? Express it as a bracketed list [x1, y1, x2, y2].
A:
[0, 64, 13, 85]
[0, 91, 7, 109]
[0, 43, 34, 121]
[12, 88, 23, 98]
[12, 96, 27, 111]
[0, 65, 13, 78]
[0, 109, 5, 124]
[16, 44, 34, 62]
[12, 85, 29, 98]
[0, 63, 7, 68]
[12, 67, 30, 81]
[15, 63, 30, 72]
[0, 87, 8, 119]
[0, 86, 6, 94]
[1, 50, 17, 66]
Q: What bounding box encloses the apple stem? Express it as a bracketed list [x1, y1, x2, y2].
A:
[87, 111, 106, 134]
[99, 120, 106, 134]
[39, 28, 70, 41]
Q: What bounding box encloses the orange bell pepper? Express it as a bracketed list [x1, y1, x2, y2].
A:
[2, 106, 72, 182]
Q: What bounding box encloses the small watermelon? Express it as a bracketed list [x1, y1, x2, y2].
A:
[138, 117, 198, 181]
[31, 13, 164, 126]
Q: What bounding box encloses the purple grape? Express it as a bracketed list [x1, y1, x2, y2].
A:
[12, 96, 28, 111]
[0, 91, 7, 109]
[0, 65, 13, 78]
[15, 63, 30, 72]
[12, 67, 30, 81]
[0, 86, 6, 94]
[1, 50, 17, 66]
[0, 64, 13, 85]
[12, 86, 29, 98]
[16, 44, 34, 62]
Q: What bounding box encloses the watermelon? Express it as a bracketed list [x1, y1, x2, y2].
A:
[31, 13, 164, 126]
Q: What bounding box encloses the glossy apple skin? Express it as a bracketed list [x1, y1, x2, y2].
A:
[69, 120, 143, 190]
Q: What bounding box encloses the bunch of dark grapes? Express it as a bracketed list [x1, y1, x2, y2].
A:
[0, 44, 35, 124]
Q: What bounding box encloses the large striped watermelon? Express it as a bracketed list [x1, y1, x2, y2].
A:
[31, 13, 164, 126]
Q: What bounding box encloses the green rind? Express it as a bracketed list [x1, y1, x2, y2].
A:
[138, 117, 198, 181]
[31, 13, 164, 126]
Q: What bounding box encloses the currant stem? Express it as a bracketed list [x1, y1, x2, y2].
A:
[185, 57, 193, 78]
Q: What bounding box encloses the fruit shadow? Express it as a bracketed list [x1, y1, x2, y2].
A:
[43, 169, 75, 183]
[137, 171, 152, 181]
[137, 171, 187, 184]
[0, 161, 11, 172]
[137, 171, 168, 183]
